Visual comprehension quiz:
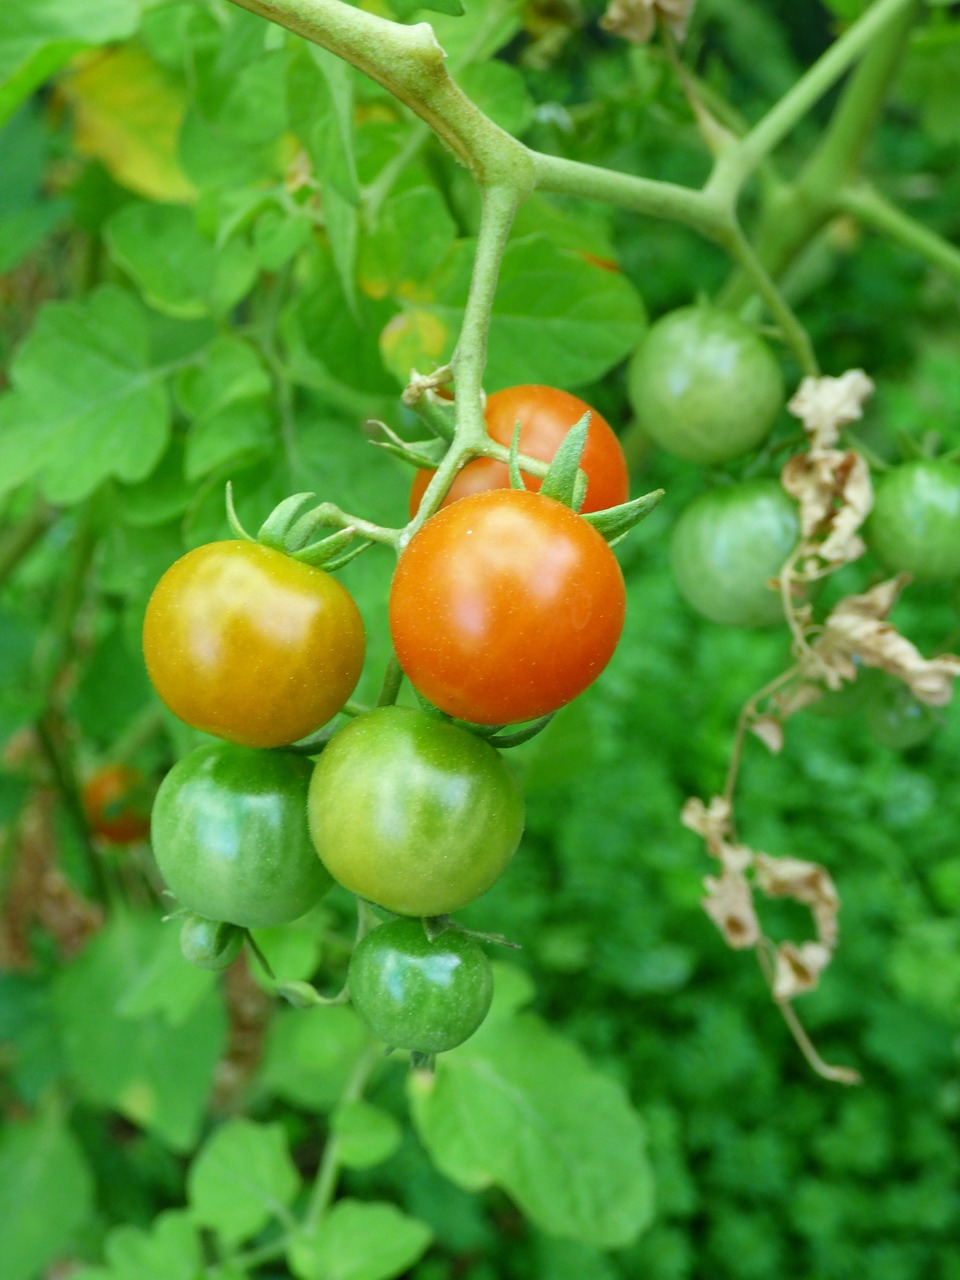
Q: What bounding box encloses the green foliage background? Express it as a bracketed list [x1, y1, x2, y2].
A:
[2, 1, 960, 1278]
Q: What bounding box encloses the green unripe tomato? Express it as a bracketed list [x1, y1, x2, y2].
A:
[865, 459, 960, 582]
[308, 706, 524, 917]
[179, 915, 243, 970]
[670, 480, 800, 628]
[152, 743, 333, 928]
[349, 919, 494, 1053]
[627, 306, 784, 464]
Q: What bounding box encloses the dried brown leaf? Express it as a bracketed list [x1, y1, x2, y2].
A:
[813, 578, 960, 707]
[702, 866, 760, 950]
[754, 853, 839, 948]
[600, 0, 695, 43]
[681, 795, 731, 850]
[788, 370, 874, 450]
[771, 940, 832, 1001]
[749, 716, 785, 753]
[781, 449, 873, 568]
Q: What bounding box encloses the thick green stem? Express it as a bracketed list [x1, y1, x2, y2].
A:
[228, 0, 533, 188]
[532, 151, 729, 239]
[836, 184, 960, 284]
[717, 225, 820, 375]
[720, 0, 920, 304]
[451, 183, 525, 423]
[723, 0, 916, 182]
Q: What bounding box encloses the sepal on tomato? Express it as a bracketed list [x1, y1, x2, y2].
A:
[538, 411, 590, 512]
[582, 487, 665, 544]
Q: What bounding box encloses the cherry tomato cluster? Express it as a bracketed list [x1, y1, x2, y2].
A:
[143, 385, 630, 1055]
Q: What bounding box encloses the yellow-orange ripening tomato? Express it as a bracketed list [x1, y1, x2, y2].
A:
[143, 541, 365, 748]
[389, 489, 626, 725]
[408, 385, 629, 517]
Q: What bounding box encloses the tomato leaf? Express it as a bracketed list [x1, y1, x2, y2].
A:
[0, 286, 171, 505]
[105, 203, 258, 319]
[0, 1107, 95, 1280]
[409, 1011, 654, 1248]
[187, 1118, 302, 1246]
[51, 911, 226, 1151]
[331, 1100, 404, 1170]
[0, 0, 140, 129]
[69, 1211, 203, 1280]
[288, 1199, 433, 1280]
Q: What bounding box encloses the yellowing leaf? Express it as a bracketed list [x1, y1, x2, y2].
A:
[380, 309, 450, 386]
[62, 46, 195, 203]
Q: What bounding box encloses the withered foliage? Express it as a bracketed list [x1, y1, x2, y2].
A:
[683, 371, 960, 1083]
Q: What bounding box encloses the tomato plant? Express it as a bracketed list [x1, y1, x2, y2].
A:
[865, 459, 960, 582]
[152, 743, 333, 928]
[348, 918, 494, 1053]
[408, 385, 629, 516]
[82, 764, 152, 844]
[670, 480, 800, 628]
[389, 489, 626, 725]
[179, 915, 244, 971]
[627, 306, 784, 465]
[142, 540, 365, 749]
[308, 706, 523, 917]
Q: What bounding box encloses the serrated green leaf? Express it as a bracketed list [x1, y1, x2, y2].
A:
[117, 919, 217, 1027]
[69, 622, 153, 746]
[114, 437, 192, 527]
[288, 1199, 432, 1280]
[85, 1211, 203, 1280]
[410, 234, 647, 391]
[0, 1107, 95, 1280]
[331, 1100, 404, 1170]
[188, 1118, 302, 1246]
[287, 44, 360, 207]
[0, 0, 140, 128]
[106, 202, 258, 319]
[359, 187, 457, 299]
[259, 1004, 371, 1111]
[52, 911, 226, 1150]
[0, 285, 171, 504]
[409, 1012, 653, 1248]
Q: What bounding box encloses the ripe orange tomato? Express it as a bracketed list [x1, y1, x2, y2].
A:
[409, 385, 629, 517]
[142, 541, 365, 749]
[389, 489, 626, 725]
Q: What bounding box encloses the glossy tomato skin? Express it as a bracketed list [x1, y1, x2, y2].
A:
[308, 706, 523, 918]
[349, 918, 493, 1053]
[152, 743, 333, 928]
[627, 306, 784, 465]
[82, 764, 152, 844]
[390, 490, 627, 725]
[865, 459, 960, 582]
[409, 385, 629, 517]
[670, 480, 799, 628]
[143, 540, 365, 749]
